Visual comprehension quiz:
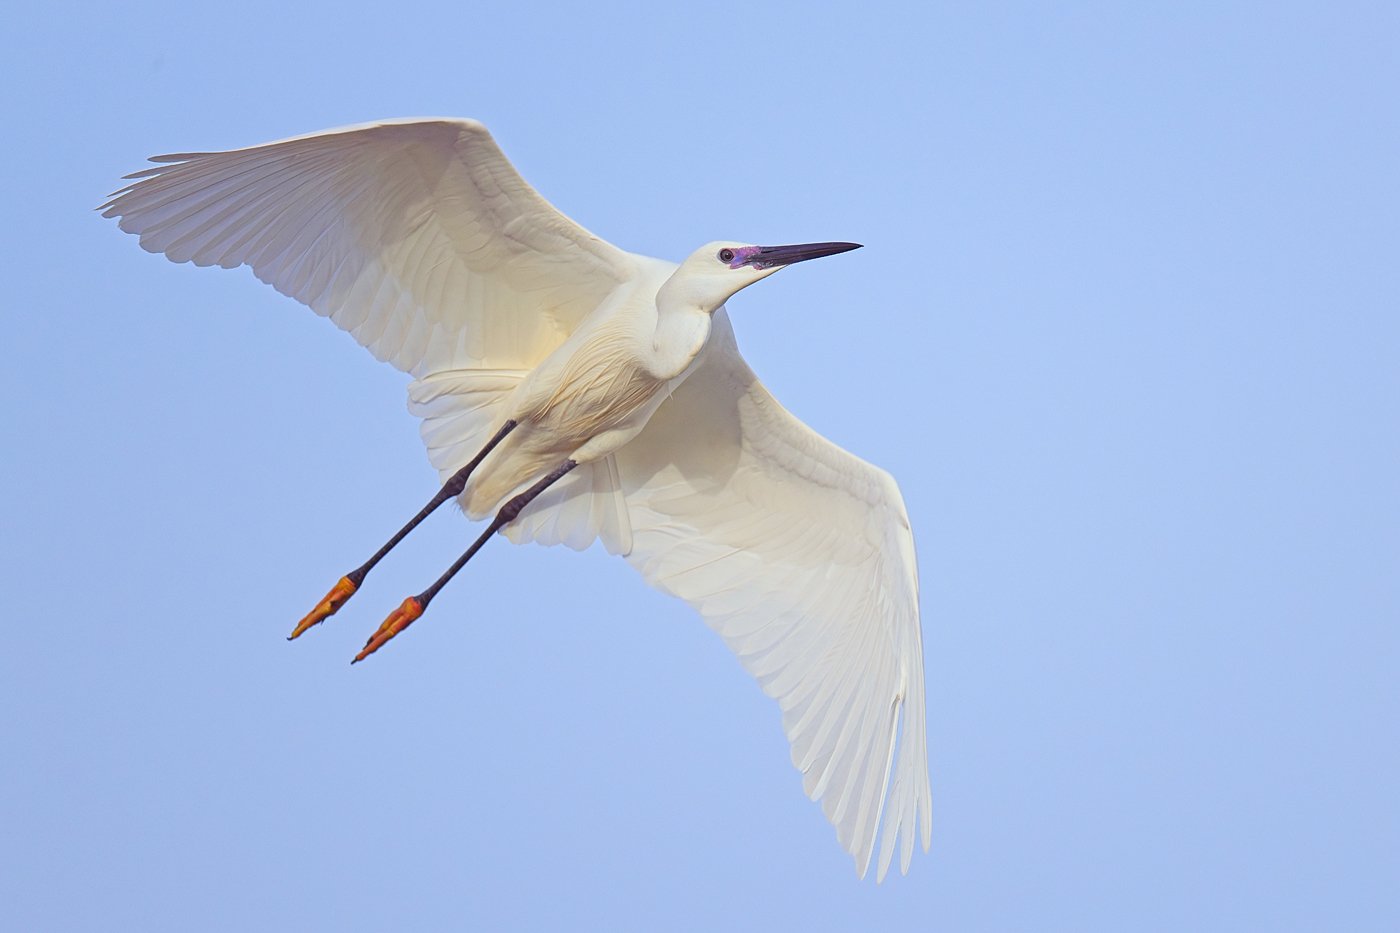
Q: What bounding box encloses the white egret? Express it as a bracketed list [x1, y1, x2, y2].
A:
[101, 118, 930, 880]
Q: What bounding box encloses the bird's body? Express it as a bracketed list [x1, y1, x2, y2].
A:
[102, 118, 931, 880]
[459, 255, 694, 519]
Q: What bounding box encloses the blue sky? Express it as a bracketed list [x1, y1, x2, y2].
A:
[2, 1, 1397, 930]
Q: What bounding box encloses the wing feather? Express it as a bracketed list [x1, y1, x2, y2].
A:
[614, 309, 930, 880]
[102, 118, 637, 377]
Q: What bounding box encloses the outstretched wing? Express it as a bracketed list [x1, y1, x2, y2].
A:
[101, 118, 636, 377]
[613, 310, 931, 880]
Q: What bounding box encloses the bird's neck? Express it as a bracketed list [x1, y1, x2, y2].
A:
[648, 292, 712, 381]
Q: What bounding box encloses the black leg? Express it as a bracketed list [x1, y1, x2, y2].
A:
[352, 458, 580, 663]
[288, 420, 519, 639]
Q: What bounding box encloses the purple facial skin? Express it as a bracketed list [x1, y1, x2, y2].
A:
[727, 246, 765, 269]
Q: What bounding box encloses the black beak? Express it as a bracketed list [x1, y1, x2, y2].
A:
[748, 241, 862, 269]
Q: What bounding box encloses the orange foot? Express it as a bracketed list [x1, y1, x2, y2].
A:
[352, 597, 424, 664]
[288, 576, 358, 640]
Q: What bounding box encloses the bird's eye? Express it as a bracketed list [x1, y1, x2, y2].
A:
[718, 248, 735, 264]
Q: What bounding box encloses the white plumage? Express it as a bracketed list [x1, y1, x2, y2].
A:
[101, 117, 930, 880]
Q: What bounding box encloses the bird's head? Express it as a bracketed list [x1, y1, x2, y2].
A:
[658, 240, 862, 314]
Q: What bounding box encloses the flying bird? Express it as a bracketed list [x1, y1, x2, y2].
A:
[101, 118, 930, 880]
